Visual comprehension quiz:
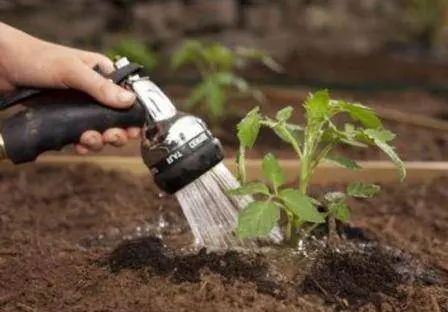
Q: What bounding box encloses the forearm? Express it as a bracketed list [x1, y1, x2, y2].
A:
[0, 22, 31, 89]
[0, 22, 14, 92]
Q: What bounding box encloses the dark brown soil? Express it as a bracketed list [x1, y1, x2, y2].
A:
[0, 164, 447, 311]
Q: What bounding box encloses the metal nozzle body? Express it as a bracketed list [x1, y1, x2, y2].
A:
[115, 57, 224, 194]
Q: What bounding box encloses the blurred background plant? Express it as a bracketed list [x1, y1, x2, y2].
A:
[106, 38, 158, 71]
[405, 0, 448, 53]
[170, 40, 282, 128]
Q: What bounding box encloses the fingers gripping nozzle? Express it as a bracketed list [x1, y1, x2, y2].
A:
[115, 58, 224, 194]
[0, 56, 224, 194]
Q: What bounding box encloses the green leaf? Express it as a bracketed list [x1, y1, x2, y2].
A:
[109, 39, 158, 70]
[276, 106, 294, 121]
[237, 107, 261, 148]
[323, 124, 367, 148]
[304, 90, 331, 120]
[204, 43, 234, 71]
[370, 128, 396, 142]
[228, 182, 270, 196]
[269, 121, 303, 146]
[171, 40, 203, 69]
[325, 154, 361, 170]
[262, 153, 285, 189]
[183, 80, 209, 109]
[363, 129, 406, 181]
[213, 72, 235, 86]
[279, 189, 325, 223]
[324, 191, 346, 203]
[236, 200, 279, 239]
[330, 203, 350, 222]
[234, 46, 283, 72]
[205, 80, 225, 117]
[341, 102, 382, 129]
[347, 182, 381, 198]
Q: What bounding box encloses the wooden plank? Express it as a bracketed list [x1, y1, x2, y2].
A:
[1, 156, 447, 185]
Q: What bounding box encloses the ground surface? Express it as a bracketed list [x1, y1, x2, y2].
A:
[0, 164, 447, 312]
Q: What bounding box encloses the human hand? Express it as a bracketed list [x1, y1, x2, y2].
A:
[0, 22, 141, 154]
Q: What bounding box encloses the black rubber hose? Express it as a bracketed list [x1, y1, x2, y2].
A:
[1, 90, 145, 164]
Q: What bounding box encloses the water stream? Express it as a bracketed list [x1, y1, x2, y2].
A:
[175, 162, 283, 249]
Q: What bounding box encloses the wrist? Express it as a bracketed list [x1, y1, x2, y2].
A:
[0, 22, 10, 72]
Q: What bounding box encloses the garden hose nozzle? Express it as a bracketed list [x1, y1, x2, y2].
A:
[0, 57, 224, 194]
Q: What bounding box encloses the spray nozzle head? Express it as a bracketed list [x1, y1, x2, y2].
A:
[141, 113, 224, 194]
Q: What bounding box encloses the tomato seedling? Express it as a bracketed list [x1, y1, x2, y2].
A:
[171, 40, 282, 125]
[231, 90, 406, 246]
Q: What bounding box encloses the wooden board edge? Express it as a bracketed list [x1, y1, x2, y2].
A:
[1, 155, 447, 185]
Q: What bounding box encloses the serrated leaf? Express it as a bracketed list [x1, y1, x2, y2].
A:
[304, 90, 331, 120]
[371, 128, 396, 142]
[279, 189, 325, 223]
[325, 154, 361, 170]
[236, 200, 279, 239]
[323, 124, 367, 148]
[272, 122, 303, 146]
[228, 182, 270, 196]
[341, 102, 382, 129]
[330, 203, 350, 222]
[276, 106, 294, 121]
[237, 107, 261, 148]
[347, 182, 381, 198]
[363, 129, 406, 181]
[262, 153, 285, 189]
[324, 191, 346, 203]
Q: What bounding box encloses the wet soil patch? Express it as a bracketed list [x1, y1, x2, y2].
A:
[0, 164, 447, 311]
[107, 236, 286, 298]
[301, 246, 406, 308]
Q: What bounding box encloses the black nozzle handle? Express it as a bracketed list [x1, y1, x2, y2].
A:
[1, 90, 146, 164]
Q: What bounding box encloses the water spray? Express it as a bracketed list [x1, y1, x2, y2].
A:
[0, 57, 281, 248]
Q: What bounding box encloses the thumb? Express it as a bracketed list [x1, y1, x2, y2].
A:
[62, 61, 136, 109]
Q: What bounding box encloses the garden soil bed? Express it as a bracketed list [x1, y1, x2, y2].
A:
[0, 164, 447, 311]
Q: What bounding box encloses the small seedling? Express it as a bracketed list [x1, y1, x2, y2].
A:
[231, 90, 406, 246]
[171, 40, 282, 125]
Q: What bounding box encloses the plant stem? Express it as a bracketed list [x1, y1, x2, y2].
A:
[236, 145, 247, 184]
[327, 214, 339, 247]
[312, 142, 335, 171]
